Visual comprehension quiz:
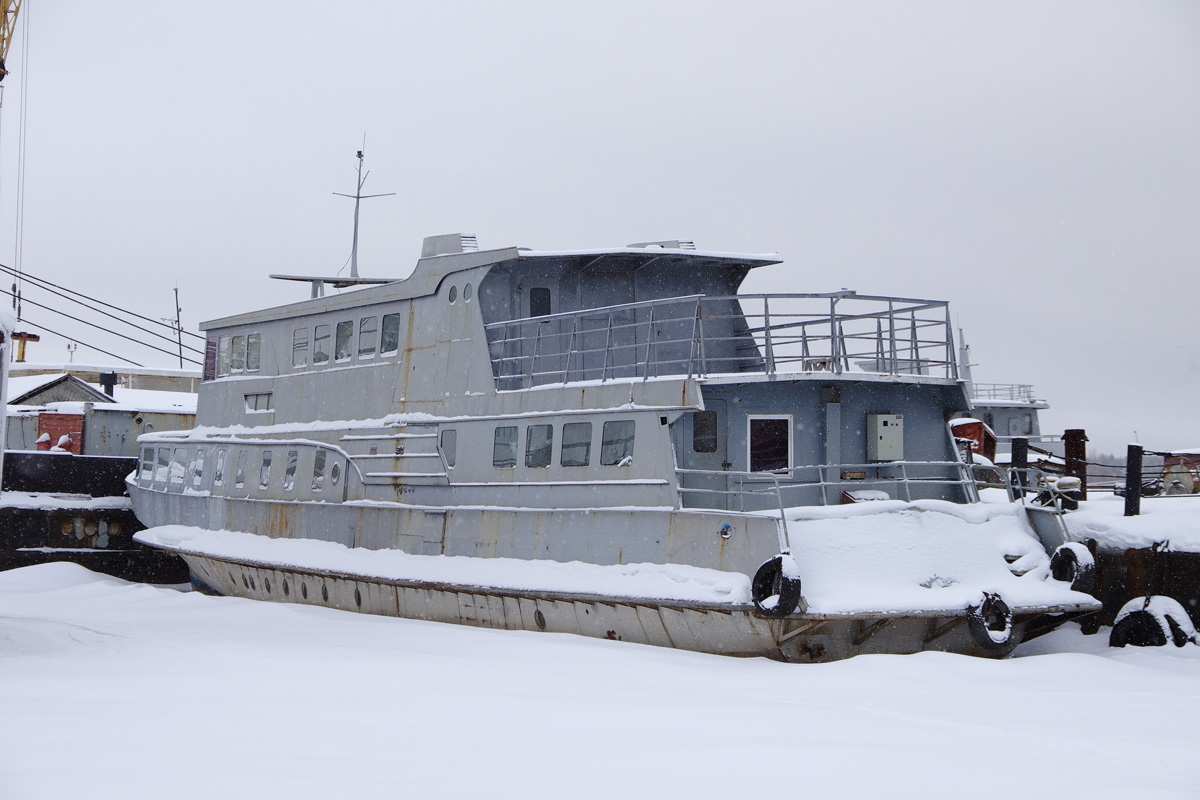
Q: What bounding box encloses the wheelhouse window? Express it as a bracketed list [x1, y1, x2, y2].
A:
[154, 447, 170, 488]
[525, 424, 553, 468]
[693, 411, 718, 453]
[217, 336, 232, 377]
[440, 429, 457, 469]
[244, 392, 273, 413]
[313, 324, 331, 365]
[358, 316, 378, 358]
[749, 416, 791, 472]
[600, 420, 635, 466]
[381, 313, 401, 354]
[169, 448, 187, 490]
[139, 446, 154, 484]
[259, 450, 274, 489]
[492, 426, 518, 468]
[292, 328, 309, 368]
[230, 335, 246, 373]
[561, 422, 592, 467]
[335, 321, 353, 361]
[246, 334, 261, 372]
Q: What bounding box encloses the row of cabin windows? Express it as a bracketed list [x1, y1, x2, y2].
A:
[292, 313, 403, 369]
[139, 444, 341, 495]
[216, 333, 262, 377]
[436, 420, 636, 470]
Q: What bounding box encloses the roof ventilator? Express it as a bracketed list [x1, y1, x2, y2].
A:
[421, 233, 479, 258]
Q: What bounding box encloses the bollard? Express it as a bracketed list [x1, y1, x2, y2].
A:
[1064, 429, 1088, 501]
[1011, 437, 1028, 499]
[1124, 444, 1143, 517]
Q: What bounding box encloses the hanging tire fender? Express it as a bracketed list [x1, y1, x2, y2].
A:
[1049, 542, 1097, 594]
[752, 554, 805, 617]
[967, 593, 1014, 650]
[1110, 596, 1196, 648]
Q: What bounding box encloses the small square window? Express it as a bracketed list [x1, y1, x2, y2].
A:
[601, 420, 636, 466]
[525, 425, 553, 468]
[492, 426, 518, 468]
[561, 422, 592, 467]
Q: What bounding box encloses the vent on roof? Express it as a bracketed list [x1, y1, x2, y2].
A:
[627, 239, 696, 250]
[421, 233, 479, 258]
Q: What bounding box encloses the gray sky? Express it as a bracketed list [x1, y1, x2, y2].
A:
[2, 1, 1197, 454]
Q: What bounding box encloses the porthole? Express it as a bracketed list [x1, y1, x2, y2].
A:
[321, 584, 329, 602]
[534, 608, 547, 630]
[229, 571, 236, 585]
[331, 463, 341, 485]
[354, 587, 362, 607]
[463, 283, 472, 302]
[283, 579, 290, 596]
[242, 574, 249, 589]
[448, 285, 457, 304]
[264, 577, 272, 594]
[301, 582, 308, 599]
[249, 575, 256, 590]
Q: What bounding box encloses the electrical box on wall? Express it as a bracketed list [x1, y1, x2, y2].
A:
[867, 414, 904, 461]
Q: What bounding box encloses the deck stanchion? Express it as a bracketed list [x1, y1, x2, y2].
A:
[1124, 444, 1143, 517]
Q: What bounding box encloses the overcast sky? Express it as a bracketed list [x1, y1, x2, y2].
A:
[0, 1, 1196, 453]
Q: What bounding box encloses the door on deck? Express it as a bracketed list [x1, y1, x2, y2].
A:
[516, 277, 559, 386]
[674, 399, 729, 510]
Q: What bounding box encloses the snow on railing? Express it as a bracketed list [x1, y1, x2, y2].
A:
[971, 383, 1038, 402]
[675, 460, 977, 510]
[485, 292, 957, 390]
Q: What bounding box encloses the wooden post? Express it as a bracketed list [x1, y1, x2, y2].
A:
[1064, 429, 1088, 500]
[1011, 436, 1028, 499]
[1124, 444, 1143, 517]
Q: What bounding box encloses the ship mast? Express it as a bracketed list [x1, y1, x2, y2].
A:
[334, 141, 394, 280]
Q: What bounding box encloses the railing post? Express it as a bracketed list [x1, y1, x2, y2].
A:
[945, 304, 957, 380]
[888, 301, 898, 375]
[601, 313, 613, 383]
[1124, 444, 1143, 517]
[696, 301, 708, 377]
[762, 297, 776, 375]
[830, 297, 841, 374]
[643, 304, 656, 381]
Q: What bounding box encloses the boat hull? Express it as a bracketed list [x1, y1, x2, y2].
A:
[169, 550, 1052, 662]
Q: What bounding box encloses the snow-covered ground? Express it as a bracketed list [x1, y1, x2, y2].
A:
[2, 563, 1199, 799]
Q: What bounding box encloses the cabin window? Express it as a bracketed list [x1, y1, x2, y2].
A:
[526, 425, 553, 468]
[231, 335, 246, 373]
[245, 392, 273, 413]
[561, 422, 592, 467]
[492, 426, 518, 468]
[139, 446, 154, 484]
[259, 450, 274, 489]
[283, 451, 298, 492]
[749, 416, 791, 472]
[217, 335, 232, 377]
[529, 287, 552, 317]
[600, 420, 636, 466]
[440, 429, 457, 468]
[246, 334, 261, 372]
[463, 283, 473, 302]
[693, 411, 718, 454]
[381, 313, 401, 354]
[335, 321, 353, 361]
[330, 461, 341, 486]
[1009, 414, 1033, 437]
[154, 447, 171, 488]
[292, 328, 309, 368]
[213, 448, 227, 487]
[358, 316, 378, 358]
[170, 448, 187, 490]
[313, 324, 331, 365]
[191, 448, 206, 488]
[311, 450, 327, 492]
[448, 285, 458, 304]
[234, 450, 247, 489]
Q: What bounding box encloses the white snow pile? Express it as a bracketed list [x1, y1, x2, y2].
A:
[782, 499, 1093, 615]
[135, 525, 752, 604]
[1063, 492, 1200, 552]
[0, 491, 132, 510]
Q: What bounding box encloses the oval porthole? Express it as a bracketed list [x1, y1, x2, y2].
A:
[463, 283, 473, 302]
[264, 577, 272, 594]
[448, 285, 457, 304]
[321, 584, 329, 602]
[283, 579, 290, 596]
[354, 587, 362, 607]
[301, 582, 308, 599]
[331, 462, 341, 485]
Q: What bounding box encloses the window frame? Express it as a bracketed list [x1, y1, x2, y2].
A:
[747, 414, 793, 473]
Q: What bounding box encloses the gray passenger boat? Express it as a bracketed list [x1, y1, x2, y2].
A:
[130, 233, 1097, 661]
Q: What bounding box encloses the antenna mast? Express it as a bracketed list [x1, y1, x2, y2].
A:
[333, 136, 394, 279]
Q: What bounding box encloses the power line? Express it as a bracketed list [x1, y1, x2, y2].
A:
[2, 288, 203, 364]
[17, 319, 146, 367]
[0, 263, 204, 354]
[0, 262, 205, 342]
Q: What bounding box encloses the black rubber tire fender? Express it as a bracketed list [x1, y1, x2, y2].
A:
[751, 555, 803, 618]
[967, 593, 1014, 651]
[1049, 542, 1097, 594]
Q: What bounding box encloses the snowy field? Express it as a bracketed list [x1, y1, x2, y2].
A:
[2, 564, 1199, 799]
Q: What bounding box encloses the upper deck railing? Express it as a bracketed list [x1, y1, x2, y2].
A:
[970, 383, 1039, 402]
[484, 292, 958, 390]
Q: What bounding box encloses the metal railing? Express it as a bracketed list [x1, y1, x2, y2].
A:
[675, 460, 977, 511]
[485, 292, 958, 390]
[971, 383, 1039, 402]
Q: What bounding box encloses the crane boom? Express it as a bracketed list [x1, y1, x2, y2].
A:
[0, 0, 21, 82]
